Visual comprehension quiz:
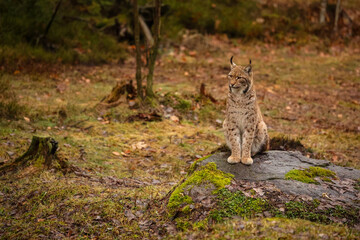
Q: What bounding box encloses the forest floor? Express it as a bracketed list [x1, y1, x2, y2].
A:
[0, 35, 359, 239]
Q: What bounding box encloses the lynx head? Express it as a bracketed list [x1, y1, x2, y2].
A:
[227, 56, 253, 94]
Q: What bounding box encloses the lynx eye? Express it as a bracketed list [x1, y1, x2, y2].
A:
[228, 75, 233, 79]
[236, 76, 240, 80]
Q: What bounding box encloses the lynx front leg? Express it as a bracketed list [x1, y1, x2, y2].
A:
[241, 129, 255, 165]
[226, 128, 241, 164]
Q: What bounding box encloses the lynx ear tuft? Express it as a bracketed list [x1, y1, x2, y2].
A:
[230, 56, 236, 69]
[244, 59, 252, 74]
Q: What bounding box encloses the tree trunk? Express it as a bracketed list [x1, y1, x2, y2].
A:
[145, 0, 161, 99]
[0, 136, 69, 175]
[37, 0, 63, 45]
[333, 0, 341, 34]
[133, 0, 143, 100]
[319, 0, 327, 24]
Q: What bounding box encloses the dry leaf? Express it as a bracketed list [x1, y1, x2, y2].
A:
[121, 151, 130, 157]
[24, 117, 30, 122]
[112, 151, 120, 156]
[188, 51, 197, 56]
[170, 115, 179, 123]
[132, 141, 147, 150]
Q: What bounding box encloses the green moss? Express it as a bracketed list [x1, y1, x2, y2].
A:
[175, 217, 192, 231]
[285, 200, 326, 222]
[175, 99, 191, 112]
[210, 189, 271, 222]
[285, 167, 336, 184]
[284, 201, 359, 225]
[355, 179, 360, 191]
[167, 162, 233, 216]
[181, 205, 191, 214]
[174, 217, 360, 239]
[193, 218, 208, 230]
[188, 154, 212, 173]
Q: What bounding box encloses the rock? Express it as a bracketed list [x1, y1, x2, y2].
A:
[200, 151, 360, 205]
[187, 184, 215, 203]
[165, 151, 360, 231]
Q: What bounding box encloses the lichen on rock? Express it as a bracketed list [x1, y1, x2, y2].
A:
[285, 167, 336, 184]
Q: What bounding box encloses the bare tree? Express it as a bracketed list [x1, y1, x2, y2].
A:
[145, 0, 161, 99]
[319, 0, 327, 24]
[333, 0, 342, 34]
[133, 0, 143, 100]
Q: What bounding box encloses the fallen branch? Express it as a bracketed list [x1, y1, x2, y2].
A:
[69, 118, 90, 128]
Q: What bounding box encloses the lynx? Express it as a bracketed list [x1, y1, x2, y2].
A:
[223, 56, 269, 165]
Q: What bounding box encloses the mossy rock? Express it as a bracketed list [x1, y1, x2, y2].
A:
[166, 151, 360, 230]
[167, 162, 233, 217]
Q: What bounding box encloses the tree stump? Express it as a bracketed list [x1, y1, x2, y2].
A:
[98, 80, 136, 109]
[0, 136, 69, 175]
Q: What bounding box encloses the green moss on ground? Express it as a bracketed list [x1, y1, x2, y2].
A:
[285, 167, 336, 184]
[210, 191, 359, 226]
[175, 99, 192, 112]
[0, 172, 143, 239]
[173, 217, 360, 240]
[285, 201, 359, 225]
[167, 162, 233, 216]
[210, 189, 272, 222]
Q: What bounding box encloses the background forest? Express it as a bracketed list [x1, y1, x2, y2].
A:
[0, 0, 360, 239]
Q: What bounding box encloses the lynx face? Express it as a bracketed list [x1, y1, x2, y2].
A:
[228, 58, 252, 95]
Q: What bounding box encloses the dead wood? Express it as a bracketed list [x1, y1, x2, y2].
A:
[200, 83, 217, 103]
[0, 136, 70, 176]
[98, 80, 136, 109]
[126, 112, 162, 122]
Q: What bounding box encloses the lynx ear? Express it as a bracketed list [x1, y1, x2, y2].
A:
[244, 59, 252, 74]
[230, 56, 236, 69]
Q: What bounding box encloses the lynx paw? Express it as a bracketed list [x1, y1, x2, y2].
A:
[241, 157, 253, 165]
[227, 155, 241, 164]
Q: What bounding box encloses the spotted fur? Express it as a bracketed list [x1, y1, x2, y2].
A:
[223, 57, 269, 165]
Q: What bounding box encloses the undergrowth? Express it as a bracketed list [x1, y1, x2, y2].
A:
[0, 75, 27, 119]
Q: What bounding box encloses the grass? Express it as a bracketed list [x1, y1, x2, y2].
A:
[0, 171, 143, 239]
[0, 37, 359, 238]
[174, 217, 360, 239]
